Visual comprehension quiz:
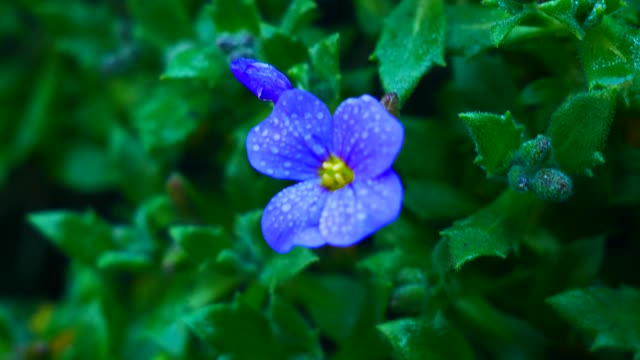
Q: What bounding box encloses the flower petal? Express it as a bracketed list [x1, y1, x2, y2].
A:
[332, 95, 404, 179]
[319, 170, 403, 246]
[262, 180, 330, 253]
[231, 58, 293, 102]
[246, 89, 333, 180]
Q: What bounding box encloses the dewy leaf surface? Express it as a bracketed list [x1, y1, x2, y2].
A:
[439, 191, 534, 270]
[373, 0, 446, 102]
[547, 89, 616, 176]
[460, 111, 523, 177]
[547, 287, 640, 356]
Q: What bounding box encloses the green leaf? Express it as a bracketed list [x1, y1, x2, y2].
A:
[439, 191, 534, 270]
[460, 111, 523, 177]
[169, 225, 231, 264]
[538, 0, 585, 39]
[184, 296, 285, 359]
[127, 0, 191, 47]
[29, 211, 113, 264]
[161, 43, 227, 84]
[290, 275, 366, 343]
[259, 24, 308, 71]
[546, 90, 616, 176]
[208, 0, 260, 35]
[133, 85, 196, 152]
[267, 294, 322, 357]
[580, 16, 640, 89]
[309, 33, 341, 105]
[446, 5, 528, 57]
[373, 0, 446, 102]
[403, 179, 479, 221]
[259, 247, 319, 289]
[280, 0, 317, 35]
[378, 317, 474, 360]
[547, 287, 640, 355]
[97, 251, 152, 271]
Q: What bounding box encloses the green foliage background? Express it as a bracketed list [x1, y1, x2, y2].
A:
[1, 0, 640, 359]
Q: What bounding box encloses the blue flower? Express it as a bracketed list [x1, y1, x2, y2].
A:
[231, 58, 404, 253]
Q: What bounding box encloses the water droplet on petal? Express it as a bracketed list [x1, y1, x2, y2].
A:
[273, 133, 281, 141]
[252, 144, 260, 151]
[281, 203, 291, 212]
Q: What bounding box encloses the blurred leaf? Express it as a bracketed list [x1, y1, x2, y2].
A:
[56, 143, 114, 192]
[128, 0, 192, 47]
[29, 211, 113, 265]
[259, 24, 308, 71]
[161, 43, 227, 84]
[184, 296, 285, 359]
[209, 0, 261, 35]
[97, 251, 152, 271]
[547, 89, 616, 176]
[460, 111, 523, 177]
[378, 316, 474, 360]
[404, 179, 479, 221]
[259, 247, 319, 289]
[547, 287, 640, 356]
[267, 294, 322, 357]
[290, 275, 366, 343]
[373, 0, 446, 102]
[280, 0, 317, 35]
[170, 225, 231, 264]
[309, 33, 341, 105]
[133, 85, 196, 152]
[580, 16, 640, 89]
[355, 0, 394, 36]
[439, 191, 534, 271]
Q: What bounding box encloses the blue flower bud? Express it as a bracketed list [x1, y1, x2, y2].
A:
[531, 168, 573, 202]
[519, 135, 551, 167]
[508, 165, 530, 193]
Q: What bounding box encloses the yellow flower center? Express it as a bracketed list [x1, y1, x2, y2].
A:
[319, 155, 354, 191]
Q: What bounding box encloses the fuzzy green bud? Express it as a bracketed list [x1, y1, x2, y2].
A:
[531, 168, 572, 202]
[519, 135, 551, 167]
[390, 283, 427, 315]
[508, 165, 530, 193]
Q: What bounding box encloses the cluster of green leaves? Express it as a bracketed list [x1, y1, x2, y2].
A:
[2, 0, 640, 359]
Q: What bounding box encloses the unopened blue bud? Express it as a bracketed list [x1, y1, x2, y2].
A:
[508, 165, 530, 193]
[519, 135, 551, 167]
[531, 168, 572, 202]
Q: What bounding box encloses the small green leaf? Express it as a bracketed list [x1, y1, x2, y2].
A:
[259, 247, 319, 289]
[133, 85, 196, 152]
[97, 251, 152, 271]
[447, 5, 529, 57]
[208, 0, 260, 35]
[547, 89, 616, 176]
[267, 294, 322, 357]
[127, 0, 191, 47]
[290, 275, 366, 343]
[309, 33, 341, 105]
[29, 210, 113, 264]
[460, 111, 523, 177]
[538, 0, 585, 39]
[547, 287, 640, 355]
[259, 24, 308, 71]
[161, 43, 227, 84]
[378, 317, 474, 360]
[373, 0, 446, 102]
[403, 179, 479, 221]
[280, 0, 317, 35]
[184, 296, 285, 359]
[580, 16, 640, 89]
[439, 191, 534, 270]
[169, 225, 231, 264]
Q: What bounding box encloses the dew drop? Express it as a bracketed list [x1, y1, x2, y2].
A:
[273, 133, 281, 141]
[252, 144, 260, 151]
[282, 203, 291, 212]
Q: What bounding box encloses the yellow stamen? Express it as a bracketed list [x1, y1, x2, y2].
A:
[319, 155, 354, 191]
